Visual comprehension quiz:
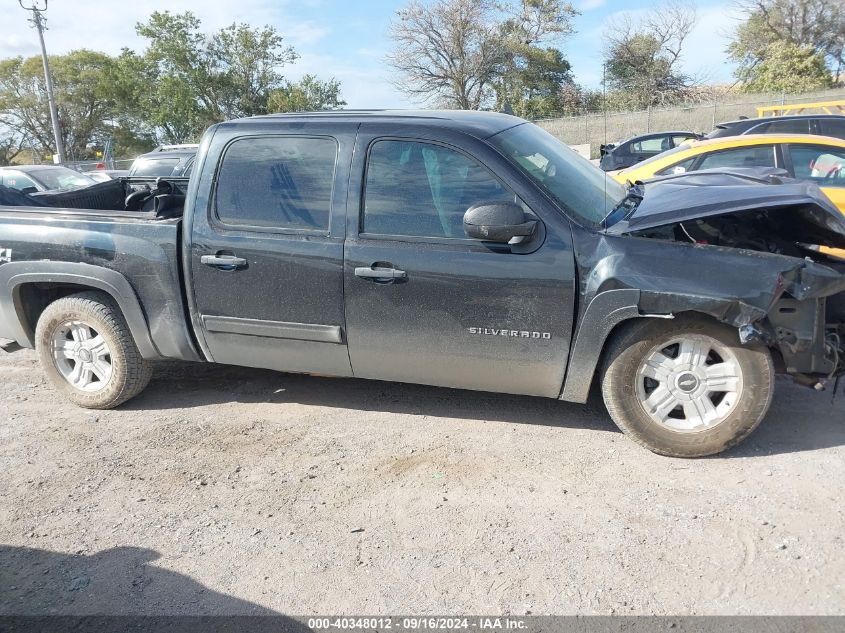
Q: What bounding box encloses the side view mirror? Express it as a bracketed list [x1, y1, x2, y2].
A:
[20, 186, 38, 195]
[463, 201, 537, 244]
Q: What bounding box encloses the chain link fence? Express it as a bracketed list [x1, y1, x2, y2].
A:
[65, 159, 134, 172]
[535, 88, 845, 158]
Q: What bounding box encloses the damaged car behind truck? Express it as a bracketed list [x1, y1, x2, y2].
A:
[0, 111, 843, 457]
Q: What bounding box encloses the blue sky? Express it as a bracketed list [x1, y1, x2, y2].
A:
[2, 0, 741, 108]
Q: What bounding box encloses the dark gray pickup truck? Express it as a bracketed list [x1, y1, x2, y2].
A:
[1, 111, 844, 457]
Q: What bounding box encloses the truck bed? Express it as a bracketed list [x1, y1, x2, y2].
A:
[0, 177, 188, 217]
[0, 205, 199, 362]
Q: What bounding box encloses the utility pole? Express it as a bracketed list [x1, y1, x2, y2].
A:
[602, 62, 607, 147]
[19, 0, 65, 164]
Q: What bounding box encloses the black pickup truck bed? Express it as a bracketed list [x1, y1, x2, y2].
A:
[0, 204, 197, 362]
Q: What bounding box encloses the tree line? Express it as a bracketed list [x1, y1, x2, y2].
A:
[0, 11, 345, 164]
[387, 0, 845, 116]
[1, 1, 843, 165]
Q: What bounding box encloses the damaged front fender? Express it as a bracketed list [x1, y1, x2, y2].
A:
[560, 227, 845, 402]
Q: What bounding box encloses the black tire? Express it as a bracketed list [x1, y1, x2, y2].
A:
[600, 314, 774, 458]
[34, 291, 153, 409]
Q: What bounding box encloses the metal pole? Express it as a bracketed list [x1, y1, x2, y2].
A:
[20, 1, 65, 164]
[602, 62, 607, 146]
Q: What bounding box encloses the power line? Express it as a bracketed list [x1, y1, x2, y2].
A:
[19, 0, 65, 164]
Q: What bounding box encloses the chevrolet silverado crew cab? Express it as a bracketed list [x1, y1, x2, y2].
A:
[1, 111, 844, 457]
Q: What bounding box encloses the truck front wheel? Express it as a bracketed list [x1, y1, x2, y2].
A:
[35, 291, 153, 409]
[601, 315, 774, 457]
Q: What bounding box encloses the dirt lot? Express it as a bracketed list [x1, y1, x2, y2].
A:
[1, 348, 844, 616]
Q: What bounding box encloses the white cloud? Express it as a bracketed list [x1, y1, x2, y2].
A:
[285, 50, 407, 109]
[2, 0, 408, 107]
[682, 3, 744, 84]
[2, 0, 326, 59]
[578, 0, 607, 11]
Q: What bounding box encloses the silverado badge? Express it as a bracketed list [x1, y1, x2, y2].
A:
[468, 327, 551, 339]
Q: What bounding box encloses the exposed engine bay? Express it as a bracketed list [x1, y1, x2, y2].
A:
[597, 170, 845, 388]
[631, 210, 831, 260]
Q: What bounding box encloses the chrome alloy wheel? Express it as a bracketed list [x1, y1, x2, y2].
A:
[51, 320, 113, 392]
[635, 334, 744, 432]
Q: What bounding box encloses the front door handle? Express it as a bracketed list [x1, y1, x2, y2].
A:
[201, 254, 248, 270]
[354, 265, 407, 281]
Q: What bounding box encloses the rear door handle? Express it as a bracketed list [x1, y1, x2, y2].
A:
[201, 254, 248, 270]
[354, 265, 407, 281]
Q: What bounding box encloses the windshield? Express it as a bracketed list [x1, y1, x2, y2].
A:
[30, 167, 96, 191]
[488, 123, 627, 226]
[131, 157, 181, 177]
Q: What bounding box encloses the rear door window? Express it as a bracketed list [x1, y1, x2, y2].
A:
[787, 144, 845, 184]
[671, 135, 697, 147]
[215, 136, 337, 231]
[630, 137, 668, 153]
[696, 145, 776, 170]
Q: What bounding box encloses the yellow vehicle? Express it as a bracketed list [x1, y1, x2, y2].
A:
[612, 134, 845, 258]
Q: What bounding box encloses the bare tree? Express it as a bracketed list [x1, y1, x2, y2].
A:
[0, 126, 26, 166]
[387, 0, 503, 109]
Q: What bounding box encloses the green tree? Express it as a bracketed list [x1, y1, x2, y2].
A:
[603, 2, 698, 109]
[729, 0, 844, 85]
[0, 50, 125, 160]
[268, 75, 347, 112]
[116, 11, 345, 143]
[495, 0, 578, 118]
[738, 41, 832, 93]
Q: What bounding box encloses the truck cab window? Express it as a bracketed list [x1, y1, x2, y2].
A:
[363, 140, 513, 238]
[215, 136, 336, 230]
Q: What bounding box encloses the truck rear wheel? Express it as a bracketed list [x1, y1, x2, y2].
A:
[35, 291, 152, 409]
[600, 315, 774, 457]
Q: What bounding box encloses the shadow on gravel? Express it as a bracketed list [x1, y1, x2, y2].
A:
[123, 363, 845, 457]
[0, 545, 298, 621]
[123, 361, 617, 433]
[718, 377, 845, 459]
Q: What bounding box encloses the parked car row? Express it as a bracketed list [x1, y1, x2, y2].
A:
[0, 144, 199, 199]
[599, 113, 845, 172]
[599, 131, 702, 170]
[0, 165, 97, 193]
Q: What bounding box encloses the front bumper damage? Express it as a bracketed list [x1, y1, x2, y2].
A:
[580, 169, 845, 389]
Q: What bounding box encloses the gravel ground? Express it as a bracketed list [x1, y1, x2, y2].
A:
[1, 348, 844, 616]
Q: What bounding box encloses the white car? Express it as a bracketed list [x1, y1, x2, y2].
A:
[0, 165, 97, 193]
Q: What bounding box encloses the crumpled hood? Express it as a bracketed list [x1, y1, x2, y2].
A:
[604, 168, 845, 247]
